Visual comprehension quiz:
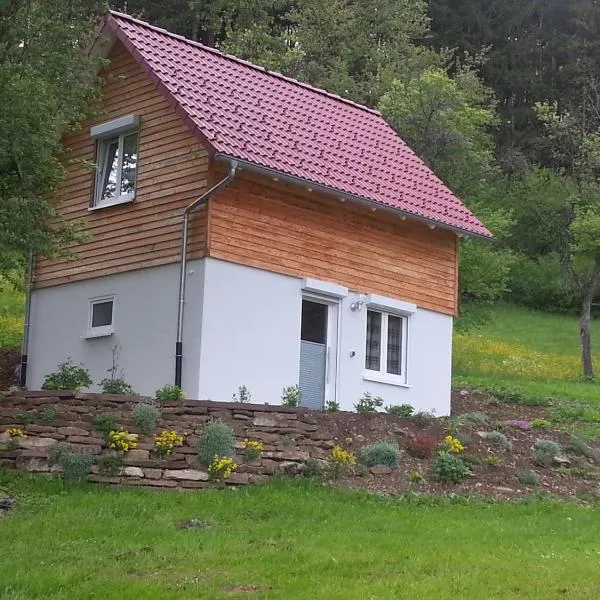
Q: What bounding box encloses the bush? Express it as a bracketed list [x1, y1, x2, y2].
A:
[567, 437, 600, 460]
[406, 433, 437, 459]
[100, 378, 135, 395]
[531, 418, 552, 430]
[39, 408, 59, 423]
[51, 443, 94, 483]
[385, 404, 414, 418]
[515, 468, 540, 486]
[92, 414, 117, 438]
[155, 385, 184, 403]
[533, 439, 561, 467]
[411, 411, 435, 428]
[354, 393, 383, 413]
[324, 400, 340, 412]
[281, 385, 301, 407]
[108, 430, 138, 453]
[132, 403, 160, 434]
[154, 430, 184, 457]
[197, 419, 235, 465]
[42, 359, 92, 391]
[97, 455, 123, 477]
[329, 445, 356, 477]
[457, 411, 489, 425]
[358, 440, 401, 467]
[484, 431, 512, 451]
[432, 451, 472, 483]
[232, 385, 251, 403]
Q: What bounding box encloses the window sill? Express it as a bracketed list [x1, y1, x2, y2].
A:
[83, 327, 114, 339]
[89, 195, 134, 211]
[363, 372, 410, 388]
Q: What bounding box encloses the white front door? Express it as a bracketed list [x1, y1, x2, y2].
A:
[298, 297, 338, 409]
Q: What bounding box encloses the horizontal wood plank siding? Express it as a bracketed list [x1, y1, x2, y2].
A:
[34, 41, 209, 288]
[208, 172, 458, 315]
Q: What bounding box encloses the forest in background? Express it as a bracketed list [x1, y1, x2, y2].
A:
[3, 0, 600, 375]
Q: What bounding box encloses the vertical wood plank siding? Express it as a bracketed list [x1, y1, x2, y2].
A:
[34, 42, 209, 287]
[208, 172, 458, 315]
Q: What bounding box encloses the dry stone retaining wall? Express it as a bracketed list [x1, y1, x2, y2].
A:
[0, 391, 337, 488]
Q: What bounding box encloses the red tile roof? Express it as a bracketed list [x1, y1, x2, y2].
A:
[104, 11, 492, 238]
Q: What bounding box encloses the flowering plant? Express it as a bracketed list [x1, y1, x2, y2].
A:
[154, 430, 184, 457]
[4, 428, 26, 438]
[331, 444, 356, 466]
[443, 435, 464, 454]
[108, 430, 138, 452]
[208, 455, 238, 482]
[504, 420, 530, 430]
[242, 439, 264, 460]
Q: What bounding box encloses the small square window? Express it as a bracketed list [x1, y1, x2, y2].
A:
[93, 131, 138, 208]
[86, 297, 115, 339]
[365, 309, 408, 382]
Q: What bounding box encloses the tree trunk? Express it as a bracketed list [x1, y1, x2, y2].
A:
[580, 291, 594, 379]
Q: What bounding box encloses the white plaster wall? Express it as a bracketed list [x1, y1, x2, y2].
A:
[198, 258, 302, 403]
[27, 261, 205, 397]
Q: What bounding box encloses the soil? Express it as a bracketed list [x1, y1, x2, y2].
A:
[312, 389, 600, 501]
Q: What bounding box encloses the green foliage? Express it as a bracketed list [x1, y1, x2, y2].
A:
[432, 451, 472, 483]
[281, 385, 301, 407]
[385, 404, 414, 418]
[42, 360, 92, 391]
[484, 456, 501, 468]
[39, 408, 59, 424]
[132, 403, 160, 435]
[100, 378, 135, 395]
[58, 451, 95, 483]
[457, 411, 489, 425]
[358, 440, 401, 468]
[354, 393, 384, 413]
[0, 280, 24, 348]
[16, 411, 34, 425]
[411, 411, 435, 428]
[154, 385, 184, 404]
[533, 439, 561, 467]
[567, 437, 600, 461]
[97, 455, 123, 477]
[515, 468, 540, 486]
[531, 419, 552, 430]
[324, 400, 340, 412]
[484, 431, 512, 451]
[232, 385, 251, 403]
[197, 419, 235, 466]
[91, 414, 118, 439]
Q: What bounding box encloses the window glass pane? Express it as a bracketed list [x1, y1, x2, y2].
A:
[92, 301, 113, 328]
[120, 133, 138, 195]
[365, 310, 381, 371]
[301, 300, 328, 343]
[100, 139, 119, 202]
[387, 315, 402, 375]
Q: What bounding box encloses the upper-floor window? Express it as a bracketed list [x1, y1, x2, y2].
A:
[90, 115, 139, 209]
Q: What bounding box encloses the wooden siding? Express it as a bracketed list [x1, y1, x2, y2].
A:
[208, 171, 458, 315]
[34, 41, 209, 287]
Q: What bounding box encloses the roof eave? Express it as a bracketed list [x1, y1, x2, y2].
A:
[214, 153, 494, 241]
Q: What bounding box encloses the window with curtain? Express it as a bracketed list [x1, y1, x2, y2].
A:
[365, 309, 407, 379]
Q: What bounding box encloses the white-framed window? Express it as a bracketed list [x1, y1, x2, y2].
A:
[364, 308, 409, 385]
[85, 296, 115, 339]
[91, 115, 139, 209]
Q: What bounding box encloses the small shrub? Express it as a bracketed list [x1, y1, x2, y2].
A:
[39, 408, 59, 423]
[16, 411, 34, 425]
[455, 431, 472, 447]
[3, 427, 26, 451]
[108, 430, 138, 453]
[243, 439, 264, 461]
[304, 458, 324, 477]
[358, 440, 401, 467]
[515, 468, 540, 486]
[484, 431, 513, 451]
[386, 404, 414, 418]
[281, 385, 301, 407]
[154, 430, 184, 457]
[155, 384, 185, 404]
[280, 434, 293, 446]
[461, 452, 484, 466]
[197, 419, 235, 465]
[484, 456, 501, 468]
[406, 433, 437, 459]
[432, 451, 472, 483]
[92, 414, 118, 438]
[533, 439, 561, 467]
[324, 400, 340, 412]
[329, 444, 356, 477]
[443, 435, 465, 454]
[411, 411, 435, 428]
[457, 411, 489, 425]
[52, 445, 94, 483]
[132, 402, 160, 434]
[97, 455, 123, 476]
[354, 393, 383, 413]
[504, 419, 531, 430]
[232, 385, 251, 403]
[408, 470, 425, 484]
[100, 378, 135, 395]
[208, 455, 237, 482]
[49, 441, 71, 462]
[531, 418, 552, 430]
[567, 437, 600, 460]
[42, 359, 92, 391]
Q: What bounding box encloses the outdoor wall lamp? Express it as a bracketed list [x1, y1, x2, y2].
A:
[350, 299, 364, 311]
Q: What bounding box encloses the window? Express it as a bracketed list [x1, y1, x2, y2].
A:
[365, 309, 408, 382]
[86, 297, 115, 338]
[90, 114, 139, 209]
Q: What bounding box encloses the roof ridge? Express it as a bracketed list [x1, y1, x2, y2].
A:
[107, 10, 381, 117]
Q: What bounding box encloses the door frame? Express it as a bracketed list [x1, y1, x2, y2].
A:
[300, 293, 340, 407]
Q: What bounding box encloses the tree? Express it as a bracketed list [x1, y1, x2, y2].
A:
[0, 0, 106, 275]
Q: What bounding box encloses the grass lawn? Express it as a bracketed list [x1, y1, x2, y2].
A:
[2, 471, 600, 600]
